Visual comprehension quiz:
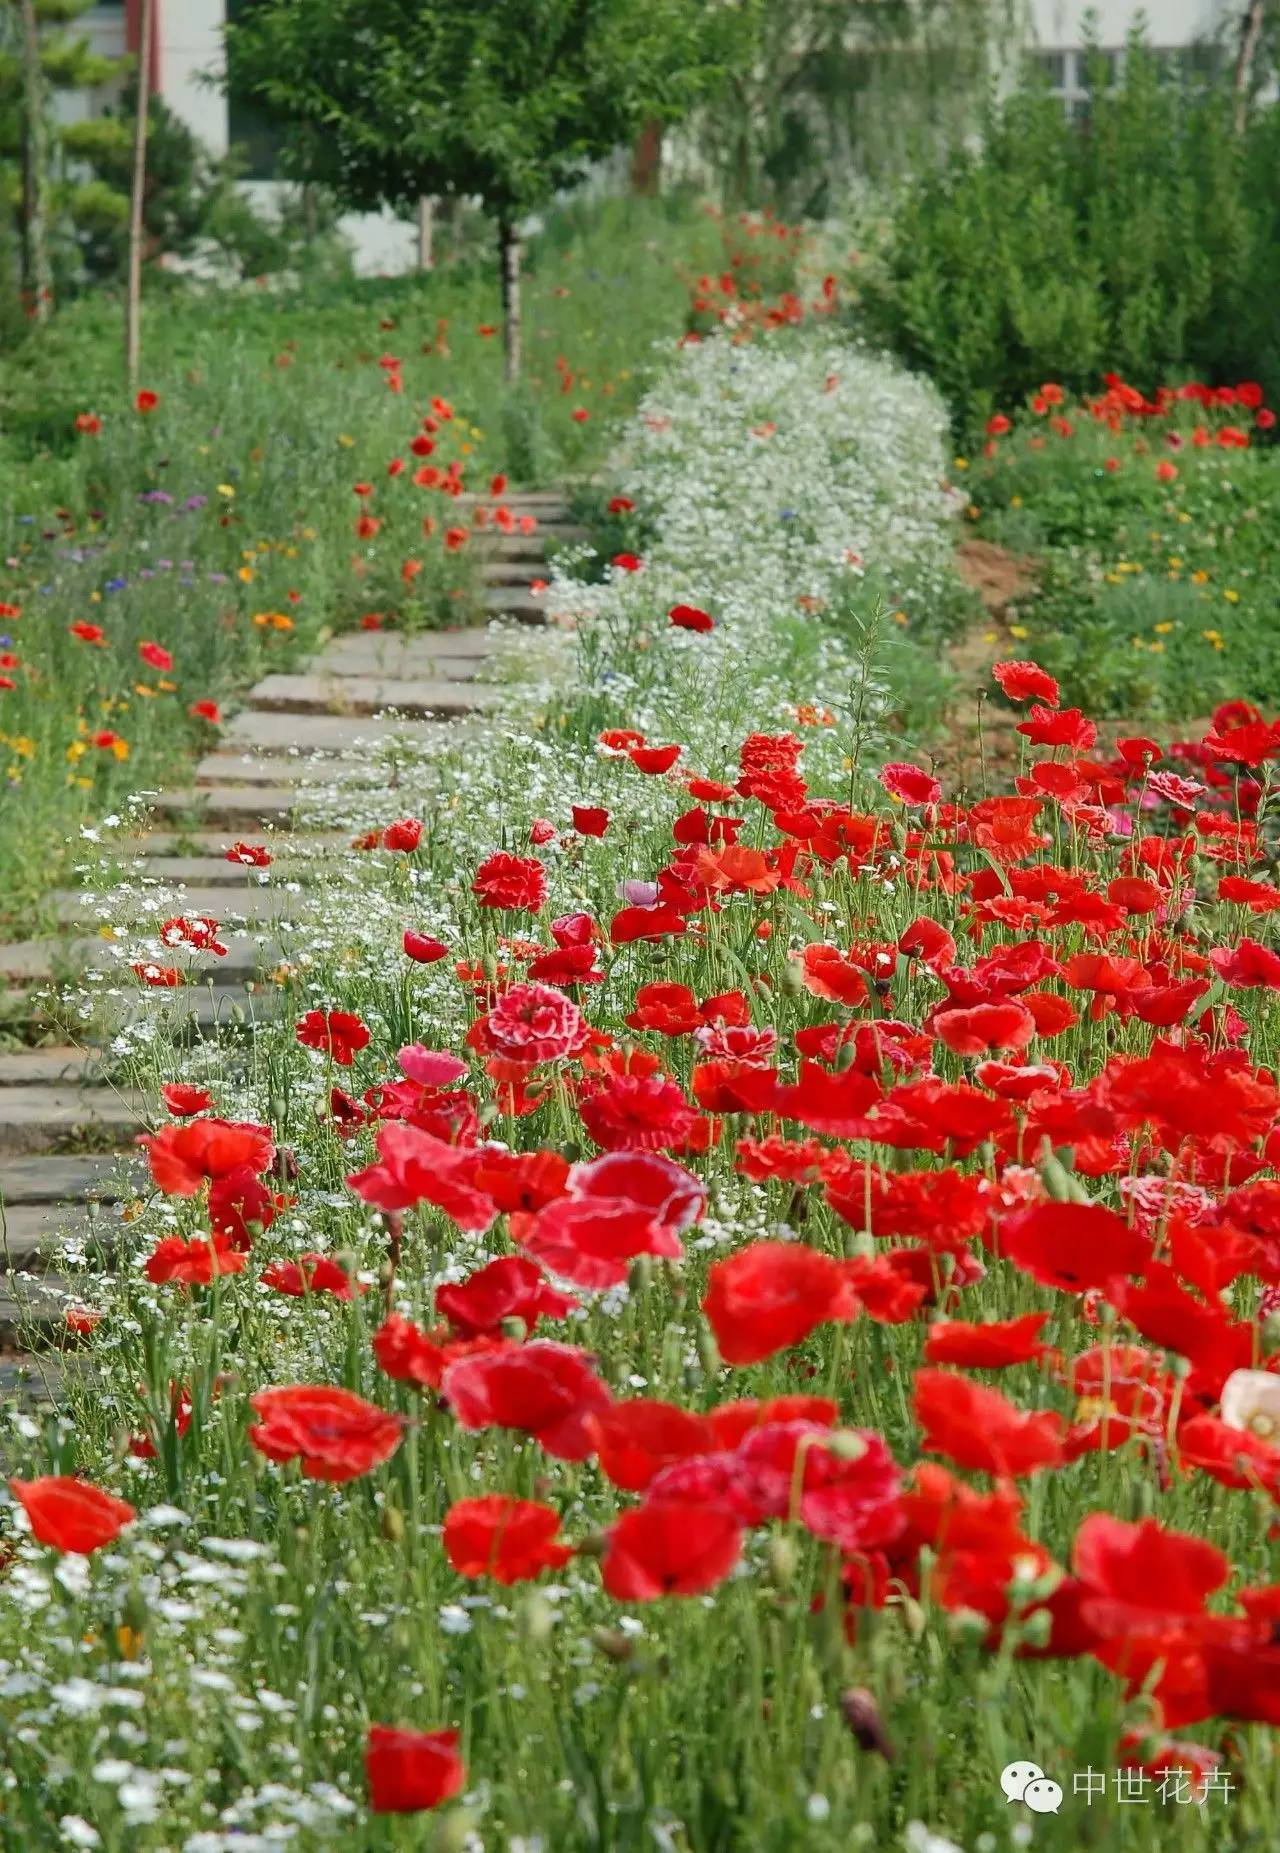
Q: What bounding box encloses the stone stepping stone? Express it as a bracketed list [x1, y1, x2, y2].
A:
[0, 933, 290, 989]
[1, 1201, 119, 1267]
[476, 534, 549, 559]
[477, 560, 545, 584]
[0, 1047, 105, 1086]
[194, 752, 382, 789]
[57, 884, 306, 926]
[137, 828, 347, 855]
[0, 1276, 75, 1341]
[121, 856, 320, 886]
[0, 1154, 142, 1204]
[303, 636, 491, 678]
[482, 587, 552, 622]
[144, 787, 299, 827]
[248, 675, 495, 719]
[0, 1086, 146, 1157]
[222, 709, 451, 756]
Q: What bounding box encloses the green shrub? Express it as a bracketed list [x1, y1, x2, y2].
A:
[862, 37, 1280, 431]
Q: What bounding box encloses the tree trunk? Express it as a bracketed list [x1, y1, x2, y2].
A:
[416, 196, 435, 270]
[630, 120, 664, 195]
[498, 219, 522, 385]
[124, 0, 155, 387]
[1233, 0, 1268, 133]
[18, 0, 52, 325]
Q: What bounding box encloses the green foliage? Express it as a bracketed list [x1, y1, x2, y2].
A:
[863, 38, 1280, 431]
[225, 0, 757, 220]
[968, 388, 1280, 721]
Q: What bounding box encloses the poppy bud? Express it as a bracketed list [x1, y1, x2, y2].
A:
[628, 1254, 652, 1295]
[897, 1593, 926, 1639]
[576, 1529, 608, 1560]
[517, 1591, 555, 1644]
[835, 1037, 858, 1073]
[591, 1626, 635, 1663]
[499, 1315, 528, 1342]
[432, 1807, 480, 1853]
[697, 1322, 721, 1377]
[381, 1505, 405, 1544]
[826, 1429, 868, 1463]
[1263, 1310, 1280, 1352]
[780, 958, 805, 997]
[839, 1687, 895, 1761]
[766, 1533, 798, 1589]
[1017, 1607, 1054, 1651]
[946, 1607, 991, 1642]
[482, 953, 499, 982]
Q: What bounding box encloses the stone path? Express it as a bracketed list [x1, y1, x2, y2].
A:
[0, 490, 583, 1404]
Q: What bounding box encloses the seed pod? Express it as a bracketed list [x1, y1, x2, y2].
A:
[839, 1687, 895, 1761]
[380, 1505, 406, 1544]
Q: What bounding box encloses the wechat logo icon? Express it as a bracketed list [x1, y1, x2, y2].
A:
[1001, 1760, 1064, 1815]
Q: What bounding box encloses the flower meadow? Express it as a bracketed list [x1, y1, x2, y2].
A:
[4, 319, 1280, 1853]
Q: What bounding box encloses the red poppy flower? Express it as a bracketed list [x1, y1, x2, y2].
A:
[70, 621, 106, 645]
[587, 1399, 716, 1491]
[601, 1500, 742, 1600]
[443, 1494, 574, 1583]
[914, 1369, 1065, 1477]
[435, 1255, 576, 1337]
[296, 1009, 370, 1066]
[404, 929, 449, 962]
[135, 388, 159, 413]
[610, 902, 688, 943]
[442, 1340, 612, 1460]
[932, 1001, 1035, 1056]
[629, 743, 682, 774]
[9, 1476, 135, 1554]
[365, 1725, 465, 1813]
[669, 603, 714, 632]
[579, 1072, 698, 1152]
[998, 1201, 1150, 1292]
[879, 762, 941, 806]
[993, 659, 1059, 706]
[476, 981, 587, 1066]
[923, 1312, 1053, 1369]
[471, 851, 547, 912]
[141, 1118, 274, 1195]
[612, 552, 642, 571]
[260, 1252, 361, 1300]
[249, 1385, 402, 1481]
[138, 640, 174, 671]
[347, 1125, 497, 1232]
[161, 1083, 212, 1117]
[382, 818, 423, 853]
[145, 1234, 249, 1286]
[189, 700, 221, 724]
[571, 804, 609, 837]
[1209, 938, 1280, 988]
[226, 841, 272, 867]
[702, 1241, 859, 1366]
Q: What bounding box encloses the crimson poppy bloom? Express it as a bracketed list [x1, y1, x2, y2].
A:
[404, 929, 448, 962]
[161, 1083, 213, 1117]
[139, 640, 174, 671]
[992, 659, 1059, 706]
[669, 603, 714, 632]
[226, 841, 272, 867]
[933, 1001, 1036, 1057]
[471, 851, 547, 912]
[476, 981, 587, 1066]
[703, 1241, 859, 1365]
[10, 1476, 135, 1554]
[587, 1399, 716, 1491]
[914, 1369, 1065, 1477]
[442, 1494, 574, 1583]
[571, 804, 609, 837]
[435, 1255, 576, 1337]
[629, 743, 682, 774]
[879, 762, 941, 806]
[189, 700, 221, 724]
[142, 1117, 274, 1195]
[145, 1234, 249, 1286]
[923, 1312, 1053, 1369]
[998, 1201, 1150, 1292]
[442, 1340, 612, 1460]
[296, 1009, 371, 1066]
[601, 1500, 742, 1600]
[135, 388, 159, 414]
[260, 1253, 361, 1300]
[249, 1385, 402, 1481]
[365, 1725, 465, 1813]
[382, 818, 423, 853]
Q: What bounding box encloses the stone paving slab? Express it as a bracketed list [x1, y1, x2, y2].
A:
[0, 1155, 142, 1204]
[137, 829, 348, 855]
[195, 752, 384, 789]
[304, 635, 492, 677]
[0, 1086, 146, 1158]
[57, 885, 307, 926]
[0, 1048, 104, 1086]
[483, 587, 552, 621]
[249, 674, 496, 719]
[145, 787, 300, 827]
[222, 710, 451, 755]
[1, 1201, 119, 1267]
[0, 933, 288, 988]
